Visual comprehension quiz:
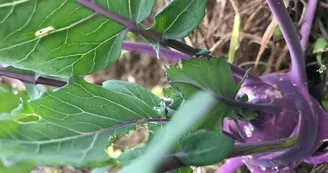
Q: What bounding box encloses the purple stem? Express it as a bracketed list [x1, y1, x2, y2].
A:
[300, 0, 319, 51]
[122, 41, 190, 61]
[266, 0, 307, 86]
[0, 70, 66, 87]
[217, 96, 280, 114]
[215, 157, 244, 173]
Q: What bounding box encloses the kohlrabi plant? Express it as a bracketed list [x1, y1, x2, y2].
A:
[0, 0, 326, 173]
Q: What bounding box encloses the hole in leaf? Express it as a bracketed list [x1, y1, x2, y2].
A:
[106, 126, 149, 158]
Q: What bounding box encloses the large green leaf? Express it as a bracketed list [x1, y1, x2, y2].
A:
[152, 0, 207, 39]
[119, 91, 217, 173]
[0, 77, 163, 167]
[0, 0, 154, 77]
[0, 86, 28, 114]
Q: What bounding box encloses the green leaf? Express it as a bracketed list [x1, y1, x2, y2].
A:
[169, 167, 192, 173]
[152, 0, 208, 39]
[129, 0, 156, 24]
[0, 77, 163, 167]
[180, 129, 233, 166]
[102, 80, 161, 108]
[0, 161, 35, 173]
[0, 0, 154, 77]
[163, 86, 184, 110]
[166, 57, 239, 99]
[313, 37, 328, 53]
[273, 26, 283, 41]
[0, 86, 28, 114]
[323, 100, 328, 112]
[166, 58, 240, 131]
[118, 91, 217, 173]
[313, 37, 327, 73]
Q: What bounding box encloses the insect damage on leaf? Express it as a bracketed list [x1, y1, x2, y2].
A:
[34, 26, 55, 38]
[106, 126, 150, 159]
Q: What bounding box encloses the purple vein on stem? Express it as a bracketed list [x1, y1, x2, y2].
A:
[300, 0, 319, 51]
[266, 0, 307, 86]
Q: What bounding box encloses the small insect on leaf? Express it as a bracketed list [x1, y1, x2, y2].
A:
[34, 26, 55, 38]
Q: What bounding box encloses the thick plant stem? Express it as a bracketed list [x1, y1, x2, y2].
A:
[215, 157, 243, 173]
[266, 0, 307, 86]
[76, 0, 261, 83]
[300, 0, 319, 51]
[0, 70, 66, 87]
